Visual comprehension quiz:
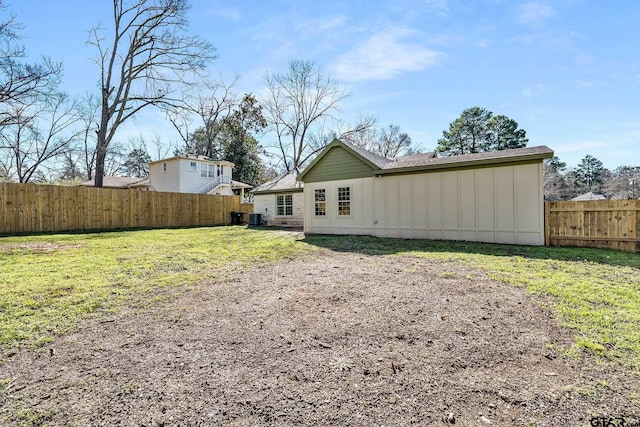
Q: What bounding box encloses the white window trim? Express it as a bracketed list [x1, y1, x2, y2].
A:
[314, 189, 327, 217]
[337, 186, 352, 218]
[276, 194, 294, 217]
[189, 161, 197, 172]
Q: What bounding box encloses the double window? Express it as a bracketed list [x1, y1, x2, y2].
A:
[200, 164, 216, 178]
[276, 194, 293, 216]
[313, 187, 351, 217]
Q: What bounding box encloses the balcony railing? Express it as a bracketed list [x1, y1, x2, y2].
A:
[196, 175, 231, 194]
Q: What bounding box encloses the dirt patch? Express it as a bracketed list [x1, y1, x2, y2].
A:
[1, 251, 638, 426]
[0, 242, 84, 252]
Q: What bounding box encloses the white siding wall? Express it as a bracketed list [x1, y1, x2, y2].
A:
[177, 158, 205, 193]
[150, 158, 233, 195]
[149, 161, 179, 192]
[304, 162, 546, 245]
[253, 192, 304, 227]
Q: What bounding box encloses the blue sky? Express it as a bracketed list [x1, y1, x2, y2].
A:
[7, 0, 640, 170]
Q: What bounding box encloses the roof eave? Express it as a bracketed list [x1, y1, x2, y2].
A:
[377, 151, 553, 175]
[251, 187, 304, 195]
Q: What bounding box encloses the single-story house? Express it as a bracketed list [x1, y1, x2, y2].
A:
[297, 139, 554, 245]
[251, 169, 304, 227]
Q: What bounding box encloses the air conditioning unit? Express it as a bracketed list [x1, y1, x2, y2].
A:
[248, 213, 262, 226]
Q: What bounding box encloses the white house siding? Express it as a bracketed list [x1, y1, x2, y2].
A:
[149, 158, 233, 195]
[303, 162, 545, 245]
[253, 192, 304, 227]
[149, 161, 179, 192]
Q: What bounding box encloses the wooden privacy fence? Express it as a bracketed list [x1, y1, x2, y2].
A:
[0, 182, 254, 235]
[545, 199, 640, 253]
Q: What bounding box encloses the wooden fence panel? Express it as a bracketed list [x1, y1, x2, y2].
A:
[545, 200, 640, 253]
[0, 182, 254, 235]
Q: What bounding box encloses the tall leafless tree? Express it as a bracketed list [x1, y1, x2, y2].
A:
[0, 2, 62, 128]
[74, 93, 100, 180]
[307, 113, 378, 155]
[0, 92, 80, 183]
[263, 60, 349, 171]
[166, 76, 238, 158]
[374, 124, 414, 158]
[88, 0, 215, 187]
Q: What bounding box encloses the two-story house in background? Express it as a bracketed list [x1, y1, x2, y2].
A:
[149, 156, 234, 195]
[81, 155, 253, 201]
[148, 155, 253, 200]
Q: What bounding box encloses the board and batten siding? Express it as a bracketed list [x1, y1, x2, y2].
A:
[303, 162, 545, 245]
[253, 192, 304, 227]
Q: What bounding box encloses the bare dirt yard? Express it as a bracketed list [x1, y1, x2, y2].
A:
[1, 247, 638, 426]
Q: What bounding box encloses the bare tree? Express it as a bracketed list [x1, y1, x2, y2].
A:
[146, 133, 173, 160]
[166, 76, 238, 157]
[0, 92, 80, 182]
[74, 93, 100, 180]
[87, 0, 215, 187]
[307, 113, 378, 155]
[263, 60, 349, 171]
[374, 124, 414, 158]
[0, 2, 62, 128]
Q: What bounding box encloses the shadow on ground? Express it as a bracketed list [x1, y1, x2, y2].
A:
[298, 233, 640, 269]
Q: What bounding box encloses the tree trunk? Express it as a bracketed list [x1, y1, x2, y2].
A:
[94, 143, 106, 187]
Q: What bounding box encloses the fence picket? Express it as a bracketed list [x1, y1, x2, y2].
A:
[545, 199, 640, 253]
[0, 183, 253, 235]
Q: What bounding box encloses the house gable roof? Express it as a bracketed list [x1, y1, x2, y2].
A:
[297, 139, 388, 183]
[571, 191, 606, 201]
[298, 139, 554, 182]
[251, 170, 304, 194]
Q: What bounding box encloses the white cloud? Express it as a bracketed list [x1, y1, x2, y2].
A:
[423, 0, 450, 16]
[293, 15, 347, 39]
[330, 28, 442, 81]
[475, 38, 491, 48]
[213, 8, 241, 22]
[521, 83, 549, 97]
[518, 2, 555, 26]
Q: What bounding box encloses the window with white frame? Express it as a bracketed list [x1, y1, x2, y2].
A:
[189, 161, 197, 171]
[201, 163, 216, 178]
[338, 187, 351, 216]
[314, 189, 326, 216]
[276, 194, 293, 216]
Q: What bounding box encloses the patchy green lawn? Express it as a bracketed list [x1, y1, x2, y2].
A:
[0, 227, 306, 348]
[304, 235, 640, 370]
[2, 227, 639, 374]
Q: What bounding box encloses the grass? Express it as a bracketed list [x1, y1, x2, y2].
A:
[0, 227, 306, 349]
[2, 227, 639, 372]
[304, 235, 640, 369]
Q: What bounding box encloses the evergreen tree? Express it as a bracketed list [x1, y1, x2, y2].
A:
[437, 107, 527, 156]
[575, 154, 606, 191]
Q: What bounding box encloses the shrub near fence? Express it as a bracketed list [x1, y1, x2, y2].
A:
[545, 199, 640, 253]
[0, 182, 254, 235]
